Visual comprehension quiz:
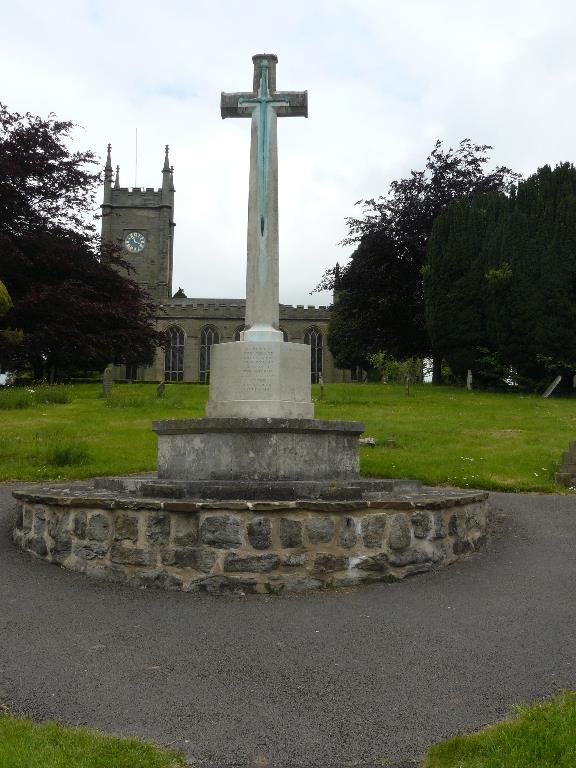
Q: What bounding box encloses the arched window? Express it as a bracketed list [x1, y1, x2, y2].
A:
[200, 325, 220, 383]
[164, 326, 185, 382]
[233, 325, 246, 341]
[304, 327, 323, 384]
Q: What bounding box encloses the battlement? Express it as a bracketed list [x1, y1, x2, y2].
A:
[104, 186, 171, 208]
[158, 297, 331, 321]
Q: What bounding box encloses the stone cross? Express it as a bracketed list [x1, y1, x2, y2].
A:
[221, 54, 307, 342]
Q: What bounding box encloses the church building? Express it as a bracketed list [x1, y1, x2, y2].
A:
[101, 146, 347, 384]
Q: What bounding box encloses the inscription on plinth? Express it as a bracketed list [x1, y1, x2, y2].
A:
[238, 347, 275, 398]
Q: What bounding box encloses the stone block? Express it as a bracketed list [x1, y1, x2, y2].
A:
[279, 518, 303, 548]
[411, 511, 432, 539]
[305, 516, 335, 544]
[387, 547, 431, 567]
[187, 575, 259, 595]
[247, 517, 272, 549]
[146, 512, 170, 545]
[338, 517, 358, 548]
[161, 547, 215, 572]
[73, 542, 108, 560]
[73, 511, 87, 539]
[388, 514, 411, 551]
[431, 512, 447, 539]
[33, 512, 47, 537]
[357, 553, 389, 572]
[19, 504, 33, 532]
[110, 542, 153, 567]
[282, 553, 307, 567]
[200, 515, 242, 549]
[51, 534, 72, 563]
[361, 514, 387, 548]
[48, 511, 70, 538]
[114, 513, 139, 542]
[136, 571, 183, 590]
[224, 553, 280, 573]
[86, 513, 111, 542]
[312, 553, 349, 574]
[172, 516, 198, 547]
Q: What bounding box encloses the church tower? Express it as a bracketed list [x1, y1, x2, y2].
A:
[101, 145, 175, 300]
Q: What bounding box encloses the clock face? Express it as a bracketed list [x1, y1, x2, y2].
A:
[124, 231, 146, 253]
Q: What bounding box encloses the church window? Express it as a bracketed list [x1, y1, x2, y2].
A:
[233, 325, 246, 341]
[165, 326, 185, 382]
[200, 326, 220, 383]
[304, 327, 323, 384]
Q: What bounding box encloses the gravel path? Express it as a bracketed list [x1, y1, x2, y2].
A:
[1, 483, 575, 767]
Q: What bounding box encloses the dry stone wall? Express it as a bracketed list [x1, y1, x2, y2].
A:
[13, 490, 489, 594]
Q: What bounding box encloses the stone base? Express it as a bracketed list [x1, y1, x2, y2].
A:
[12, 485, 490, 594]
[206, 341, 313, 419]
[152, 418, 364, 482]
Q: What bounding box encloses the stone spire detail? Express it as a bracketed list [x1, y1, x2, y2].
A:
[162, 145, 171, 194]
[103, 144, 113, 203]
[114, 164, 120, 189]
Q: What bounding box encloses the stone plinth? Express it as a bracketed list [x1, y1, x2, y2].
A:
[206, 341, 313, 419]
[152, 418, 364, 482]
[12, 486, 490, 594]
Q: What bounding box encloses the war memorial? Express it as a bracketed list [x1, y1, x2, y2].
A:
[12, 55, 489, 593]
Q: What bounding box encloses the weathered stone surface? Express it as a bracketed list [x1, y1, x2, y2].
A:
[388, 514, 411, 551]
[171, 516, 198, 547]
[114, 513, 139, 542]
[448, 514, 460, 537]
[431, 512, 447, 539]
[247, 517, 272, 549]
[73, 511, 87, 539]
[357, 553, 389, 572]
[161, 547, 215, 572]
[51, 534, 72, 563]
[146, 512, 170, 545]
[73, 542, 108, 560]
[473, 534, 487, 551]
[453, 539, 473, 555]
[137, 571, 183, 590]
[33, 510, 47, 536]
[387, 547, 431, 567]
[200, 515, 242, 549]
[225, 553, 280, 573]
[110, 542, 153, 567]
[411, 511, 432, 539]
[465, 505, 485, 531]
[17, 504, 31, 531]
[312, 553, 349, 574]
[27, 535, 48, 557]
[282, 553, 307, 567]
[305, 516, 335, 544]
[86, 513, 110, 542]
[361, 514, 387, 548]
[279, 518, 302, 548]
[48, 511, 70, 538]
[338, 517, 358, 548]
[186, 575, 259, 595]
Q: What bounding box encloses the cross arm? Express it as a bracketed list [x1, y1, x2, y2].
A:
[221, 92, 254, 119]
[220, 90, 308, 119]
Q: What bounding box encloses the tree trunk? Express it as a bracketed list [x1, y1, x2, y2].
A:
[432, 355, 443, 385]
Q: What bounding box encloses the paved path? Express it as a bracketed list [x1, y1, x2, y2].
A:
[0, 485, 575, 768]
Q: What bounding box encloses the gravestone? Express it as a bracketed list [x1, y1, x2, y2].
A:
[156, 381, 165, 398]
[102, 366, 113, 398]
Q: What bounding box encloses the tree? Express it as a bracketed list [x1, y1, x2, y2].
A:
[0, 103, 163, 380]
[425, 163, 576, 391]
[316, 140, 519, 380]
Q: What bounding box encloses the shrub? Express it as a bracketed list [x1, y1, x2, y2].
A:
[46, 442, 91, 466]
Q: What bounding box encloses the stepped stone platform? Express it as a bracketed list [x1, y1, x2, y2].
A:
[12, 478, 490, 594]
[555, 440, 576, 487]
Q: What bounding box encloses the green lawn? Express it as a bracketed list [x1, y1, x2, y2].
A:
[0, 713, 186, 768]
[0, 382, 574, 491]
[423, 692, 576, 768]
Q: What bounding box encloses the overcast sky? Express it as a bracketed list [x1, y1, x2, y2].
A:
[2, 0, 575, 306]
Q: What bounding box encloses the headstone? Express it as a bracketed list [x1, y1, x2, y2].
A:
[318, 373, 324, 401]
[102, 366, 113, 398]
[156, 381, 165, 398]
[542, 375, 562, 398]
[466, 369, 473, 390]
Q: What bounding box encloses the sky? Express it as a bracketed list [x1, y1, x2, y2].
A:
[2, 0, 576, 307]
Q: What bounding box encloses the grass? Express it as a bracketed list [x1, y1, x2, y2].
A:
[422, 692, 576, 768]
[0, 712, 186, 768]
[0, 382, 574, 490]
